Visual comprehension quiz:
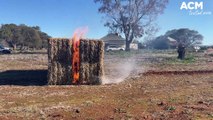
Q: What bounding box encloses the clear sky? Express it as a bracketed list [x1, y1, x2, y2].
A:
[0, 0, 212, 45]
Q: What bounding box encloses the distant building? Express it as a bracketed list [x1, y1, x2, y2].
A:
[101, 33, 138, 50]
[167, 36, 177, 48]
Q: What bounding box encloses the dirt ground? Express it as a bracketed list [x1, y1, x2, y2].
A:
[0, 50, 212, 120]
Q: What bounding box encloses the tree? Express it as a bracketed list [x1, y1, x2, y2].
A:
[0, 24, 51, 50]
[21, 26, 42, 48]
[149, 35, 169, 49]
[39, 32, 50, 48]
[165, 28, 203, 47]
[95, 0, 168, 51]
[165, 28, 203, 59]
[0, 24, 21, 50]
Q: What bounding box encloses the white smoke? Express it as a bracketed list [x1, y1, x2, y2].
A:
[102, 59, 137, 84]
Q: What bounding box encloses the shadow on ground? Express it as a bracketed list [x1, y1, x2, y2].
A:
[0, 70, 48, 86]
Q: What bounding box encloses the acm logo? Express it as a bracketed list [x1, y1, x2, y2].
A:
[180, 2, 203, 10]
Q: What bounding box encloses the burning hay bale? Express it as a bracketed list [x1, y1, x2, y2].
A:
[48, 38, 104, 85]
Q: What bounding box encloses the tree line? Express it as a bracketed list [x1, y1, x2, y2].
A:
[0, 24, 51, 50]
[143, 28, 203, 50]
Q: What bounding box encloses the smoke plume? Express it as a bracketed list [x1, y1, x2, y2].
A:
[102, 58, 137, 84]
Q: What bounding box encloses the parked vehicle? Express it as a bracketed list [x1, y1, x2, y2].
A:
[0, 45, 12, 54]
[106, 45, 125, 52]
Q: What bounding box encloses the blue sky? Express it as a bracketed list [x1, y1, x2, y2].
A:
[0, 0, 212, 45]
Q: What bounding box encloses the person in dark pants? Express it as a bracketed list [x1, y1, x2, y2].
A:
[177, 43, 185, 60]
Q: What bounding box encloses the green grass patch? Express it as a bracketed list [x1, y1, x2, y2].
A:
[183, 55, 196, 64]
[167, 54, 196, 64]
[166, 106, 176, 111]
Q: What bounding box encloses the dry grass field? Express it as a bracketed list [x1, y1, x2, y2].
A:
[0, 50, 212, 120]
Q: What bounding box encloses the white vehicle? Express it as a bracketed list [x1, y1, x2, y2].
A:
[106, 45, 125, 51]
[0, 45, 11, 54]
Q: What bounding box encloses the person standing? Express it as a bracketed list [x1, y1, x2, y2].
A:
[177, 43, 185, 60]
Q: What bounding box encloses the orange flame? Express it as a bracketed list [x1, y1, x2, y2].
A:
[72, 27, 88, 84]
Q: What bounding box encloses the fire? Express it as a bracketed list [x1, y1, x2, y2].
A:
[71, 27, 88, 84]
[72, 33, 80, 84]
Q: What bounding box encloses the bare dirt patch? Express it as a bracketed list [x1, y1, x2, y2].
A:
[0, 51, 212, 119]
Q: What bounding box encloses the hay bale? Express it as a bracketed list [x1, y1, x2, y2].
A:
[79, 39, 104, 85]
[48, 38, 104, 85]
[48, 38, 73, 85]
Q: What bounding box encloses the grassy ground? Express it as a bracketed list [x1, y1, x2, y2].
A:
[0, 50, 212, 120]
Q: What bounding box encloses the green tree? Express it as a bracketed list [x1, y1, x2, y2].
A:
[165, 28, 203, 47]
[21, 27, 41, 48]
[0, 24, 51, 50]
[0, 24, 21, 50]
[144, 28, 203, 50]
